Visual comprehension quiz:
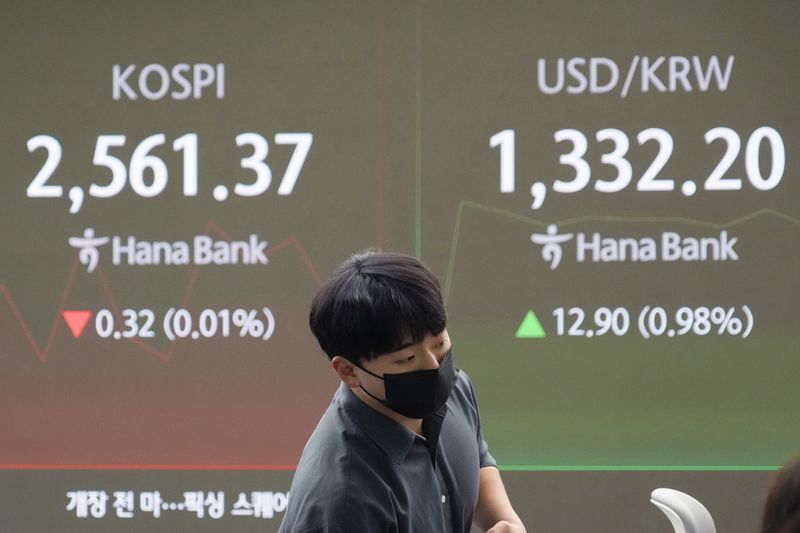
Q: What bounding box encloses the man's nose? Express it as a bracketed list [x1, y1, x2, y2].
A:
[419, 349, 440, 370]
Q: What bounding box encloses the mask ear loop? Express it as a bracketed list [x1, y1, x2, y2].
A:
[350, 360, 384, 380]
[347, 358, 387, 404]
[358, 384, 388, 405]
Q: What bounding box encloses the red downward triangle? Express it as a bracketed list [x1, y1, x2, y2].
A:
[62, 310, 92, 338]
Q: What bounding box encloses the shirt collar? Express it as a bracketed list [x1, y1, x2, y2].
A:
[337, 383, 446, 465]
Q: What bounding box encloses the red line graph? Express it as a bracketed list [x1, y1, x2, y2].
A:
[0, 464, 296, 471]
[0, 221, 323, 364]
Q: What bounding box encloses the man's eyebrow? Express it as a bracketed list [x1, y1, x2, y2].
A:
[391, 340, 415, 353]
[372, 340, 416, 359]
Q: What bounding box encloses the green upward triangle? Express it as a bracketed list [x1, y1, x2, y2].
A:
[515, 310, 546, 338]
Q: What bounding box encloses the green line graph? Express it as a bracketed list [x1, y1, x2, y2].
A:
[443, 201, 800, 304]
[498, 465, 780, 472]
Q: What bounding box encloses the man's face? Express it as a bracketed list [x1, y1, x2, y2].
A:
[356, 328, 451, 400]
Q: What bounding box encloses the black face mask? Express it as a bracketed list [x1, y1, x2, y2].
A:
[354, 348, 456, 419]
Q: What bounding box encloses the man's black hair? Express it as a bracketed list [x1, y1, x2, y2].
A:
[309, 250, 447, 364]
[760, 457, 800, 533]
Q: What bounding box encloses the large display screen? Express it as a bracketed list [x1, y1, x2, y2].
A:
[1, 2, 797, 531]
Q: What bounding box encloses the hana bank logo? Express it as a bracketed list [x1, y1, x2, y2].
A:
[530, 225, 739, 270]
[69, 228, 110, 273]
[530, 225, 574, 270]
[68, 228, 269, 273]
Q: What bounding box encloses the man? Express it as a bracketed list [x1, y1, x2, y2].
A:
[279, 250, 525, 532]
[759, 456, 800, 533]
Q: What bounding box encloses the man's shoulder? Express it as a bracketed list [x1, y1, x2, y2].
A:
[450, 367, 480, 410]
[281, 441, 393, 532]
[292, 404, 389, 490]
[282, 391, 395, 530]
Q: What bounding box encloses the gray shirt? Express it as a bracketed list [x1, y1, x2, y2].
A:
[278, 368, 497, 533]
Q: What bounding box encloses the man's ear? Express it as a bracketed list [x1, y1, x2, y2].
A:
[331, 356, 360, 388]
